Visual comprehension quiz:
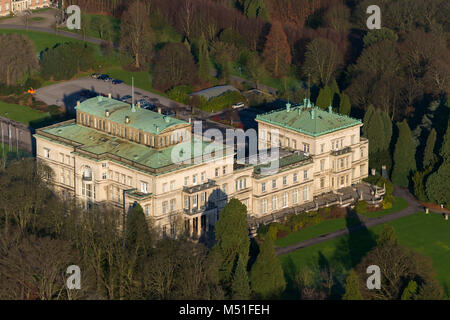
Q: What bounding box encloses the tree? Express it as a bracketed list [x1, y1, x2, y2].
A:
[0, 34, 38, 86]
[401, 280, 418, 300]
[126, 203, 154, 257]
[342, 270, 363, 300]
[323, 3, 351, 31]
[423, 129, 438, 169]
[339, 92, 351, 115]
[153, 43, 198, 92]
[262, 21, 292, 78]
[392, 120, 416, 187]
[249, 235, 286, 299]
[91, 15, 113, 40]
[315, 86, 333, 109]
[363, 28, 398, 47]
[197, 33, 211, 82]
[231, 255, 250, 300]
[213, 199, 250, 285]
[302, 38, 343, 86]
[426, 122, 450, 207]
[120, 0, 154, 69]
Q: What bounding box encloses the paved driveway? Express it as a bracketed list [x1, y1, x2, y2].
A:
[35, 77, 188, 114]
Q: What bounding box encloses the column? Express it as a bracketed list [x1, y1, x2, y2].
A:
[197, 216, 201, 237]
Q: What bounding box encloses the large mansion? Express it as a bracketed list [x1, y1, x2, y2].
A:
[35, 96, 369, 237]
[0, 0, 50, 16]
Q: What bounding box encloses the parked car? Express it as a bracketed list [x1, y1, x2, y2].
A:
[231, 102, 245, 109]
[120, 95, 132, 102]
[98, 74, 111, 81]
[112, 79, 123, 85]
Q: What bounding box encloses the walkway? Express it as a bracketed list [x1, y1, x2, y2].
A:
[276, 187, 425, 256]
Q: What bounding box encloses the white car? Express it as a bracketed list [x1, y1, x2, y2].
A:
[232, 102, 245, 109]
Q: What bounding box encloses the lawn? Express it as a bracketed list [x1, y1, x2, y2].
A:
[361, 196, 408, 218]
[0, 101, 50, 126]
[279, 212, 450, 299]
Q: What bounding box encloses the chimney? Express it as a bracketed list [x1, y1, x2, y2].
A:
[105, 110, 110, 117]
[158, 107, 162, 114]
[108, 93, 111, 99]
[125, 116, 130, 124]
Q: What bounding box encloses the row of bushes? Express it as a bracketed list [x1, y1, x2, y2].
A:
[258, 206, 348, 241]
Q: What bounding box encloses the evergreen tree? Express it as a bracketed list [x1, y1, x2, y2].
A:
[339, 92, 351, 115]
[426, 122, 450, 207]
[401, 280, 418, 300]
[342, 270, 363, 300]
[214, 199, 250, 285]
[362, 105, 376, 138]
[380, 111, 393, 151]
[249, 235, 286, 299]
[316, 86, 333, 109]
[126, 203, 153, 257]
[423, 129, 438, 169]
[231, 255, 250, 300]
[392, 120, 417, 187]
[262, 21, 292, 78]
[198, 33, 211, 82]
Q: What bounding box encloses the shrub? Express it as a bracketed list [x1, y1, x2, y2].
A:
[167, 85, 192, 104]
[355, 201, 368, 214]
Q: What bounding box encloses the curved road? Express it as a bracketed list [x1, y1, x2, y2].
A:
[276, 187, 429, 256]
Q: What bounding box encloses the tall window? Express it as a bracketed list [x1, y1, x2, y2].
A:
[184, 176, 189, 186]
[282, 192, 288, 208]
[303, 143, 310, 153]
[293, 173, 298, 183]
[262, 199, 267, 214]
[193, 174, 197, 185]
[303, 186, 308, 201]
[162, 201, 168, 214]
[272, 196, 278, 211]
[320, 177, 325, 189]
[262, 182, 266, 192]
[141, 182, 148, 194]
[272, 179, 277, 189]
[303, 170, 308, 180]
[170, 199, 175, 212]
[283, 176, 287, 185]
[162, 183, 167, 193]
[320, 159, 325, 171]
[293, 189, 298, 204]
[44, 148, 50, 158]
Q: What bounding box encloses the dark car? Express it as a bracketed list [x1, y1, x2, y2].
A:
[120, 95, 132, 102]
[98, 74, 110, 81]
[112, 79, 123, 85]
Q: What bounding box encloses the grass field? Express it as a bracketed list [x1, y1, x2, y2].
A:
[279, 212, 450, 299]
[361, 196, 408, 218]
[275, 197, 408, 248]
[0, 101, 49, 126]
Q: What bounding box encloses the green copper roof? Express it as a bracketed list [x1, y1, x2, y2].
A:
[256, 101, 362, 137]
[75, 97, 188, 135]
[37, 122, 231, 174]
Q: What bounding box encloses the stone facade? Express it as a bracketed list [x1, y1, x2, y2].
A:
[0, 0, 50, 16]
[35, 97, 369, 238]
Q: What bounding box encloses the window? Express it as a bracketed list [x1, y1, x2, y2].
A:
[193, 174, 197, 185]
[201, 192, 206, 203]
[222, 183, 227, 194]
[340, 176, 345, 186]
[320, 177, 325, 189]
[44, 148, 50, 158]
[340, 158, 345, 169]
[201, 171, 206, 182]
[222, 166, 227, 175]
[60, 153, 64, 163]
[215, 168, 219, 177]
[141, 182, 148, 194]
[122, 174, 126, 184]
[320, 159, 325, 171]
[262, 182, 266, 192]
[102, 163, 107, 168]
[184, 176, 189, 186]
[162, 201, 168, 214]
[293, 189, 298, 204]
[332, 177, 334, 187]
[361, 148, 365, 158]
[170, 180, 175, 191]
[283, 176, 287, 186]
[128, 176, 133, 186]
[293, 140, 297, 149]
[303, 143, 310, 153]
[272, 196, 278, 211]
[321, 144, 325, 153]
[102, 172, 107, 180]
[293, 173, 298, 183]
[192, 195, 198, 208]
[262, 199, 267, 214]
[282, 192, 288, 208]
[332, 141, 335, 150]
[303, 170, 308, 180]
[303, 186, 309, 201]
[170, 199, 175, 212]
[272, 179, 277, 189]
[163, 183, 167, 193]
[61, 169, 65, 184]
[184, 196, 189, 209]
